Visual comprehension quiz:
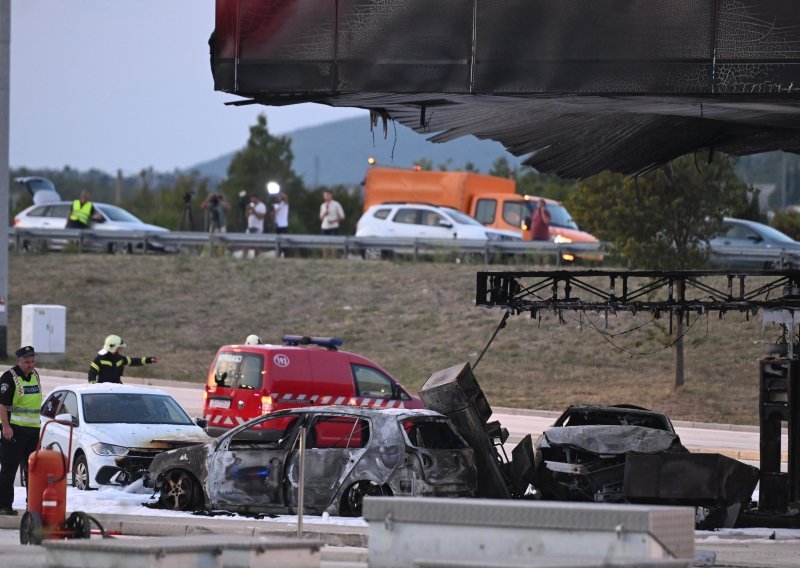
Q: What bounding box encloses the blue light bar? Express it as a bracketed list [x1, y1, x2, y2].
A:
[282, 335, 343, 350]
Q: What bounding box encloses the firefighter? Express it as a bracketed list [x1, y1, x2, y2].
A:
[88, 335, 159, 384]
[0, 346, 42, 515]
[65, 190, 103, 229]
[244, 334, 263, 346]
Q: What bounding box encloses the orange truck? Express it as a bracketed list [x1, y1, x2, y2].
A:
[363, 167, 600, 261]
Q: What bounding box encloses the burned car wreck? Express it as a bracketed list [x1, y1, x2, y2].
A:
[533, 404, 759, 529]
[420, 363, 760, 530]
[145, 406, 476, 516]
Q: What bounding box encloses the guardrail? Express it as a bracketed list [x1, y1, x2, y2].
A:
[709, 246, 800, 269]
[8, 227, 606, 264]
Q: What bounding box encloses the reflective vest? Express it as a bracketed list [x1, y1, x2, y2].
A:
[69, 200, 93, 225]
[8, 368, 42, 429]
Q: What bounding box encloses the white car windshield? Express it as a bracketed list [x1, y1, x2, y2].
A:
[82, 393, 194, 425]
[95, 204, 144, 224]
[441, 208, 481, 225]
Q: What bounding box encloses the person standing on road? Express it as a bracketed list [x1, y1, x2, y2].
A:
[530, 198, 551, 241]
[0, 346, 42, 516]
[245, 194, 268, 258]
[201, 192, 231, 233]
[65, 190, 103, 229]
[319, 191, 345, 235]
[88, 335, 159, 384]
[273, 193, 289, 234]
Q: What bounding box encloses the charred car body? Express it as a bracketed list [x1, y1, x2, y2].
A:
[146, 406, 476, 516]
[533, 404, 759, 529]
[420, 363, 760, 530]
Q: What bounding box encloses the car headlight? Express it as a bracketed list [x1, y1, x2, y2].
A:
[553, 235, 572, 244]
[485, 231, 501, 241]
[91, 442, 129, 456]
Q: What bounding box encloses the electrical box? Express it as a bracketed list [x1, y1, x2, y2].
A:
[21, 304, 66, 353]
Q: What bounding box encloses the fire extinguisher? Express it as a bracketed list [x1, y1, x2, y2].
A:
[40, 476, 64, 530]
[27, 446, 68, 531]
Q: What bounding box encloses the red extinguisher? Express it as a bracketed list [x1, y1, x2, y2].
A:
[20, 415, 92, 545]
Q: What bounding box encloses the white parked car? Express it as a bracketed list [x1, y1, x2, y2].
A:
[40, 384, 210, 490]
[14, 201, 169, 254]
[356, 203, 522, 241]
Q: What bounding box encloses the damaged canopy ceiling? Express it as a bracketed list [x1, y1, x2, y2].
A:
[212, 0, 800, 178]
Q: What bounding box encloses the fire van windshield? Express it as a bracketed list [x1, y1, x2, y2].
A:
[212, 352, 265, 389]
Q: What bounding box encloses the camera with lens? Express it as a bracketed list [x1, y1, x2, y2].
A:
[183, 190, 195, 205]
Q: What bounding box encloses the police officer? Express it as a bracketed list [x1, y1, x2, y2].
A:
[0, 346, 42, 516]
[65, 190, 103, 229]
[88, 335, 159, 384]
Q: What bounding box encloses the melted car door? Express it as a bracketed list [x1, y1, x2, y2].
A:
[207, 415, 299, 511]
[286, 415, 370, 512]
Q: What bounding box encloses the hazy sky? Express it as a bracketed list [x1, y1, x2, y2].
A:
[9, 0, 367, 174]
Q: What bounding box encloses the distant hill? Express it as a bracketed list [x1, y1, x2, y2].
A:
[189, 117, 526, 186]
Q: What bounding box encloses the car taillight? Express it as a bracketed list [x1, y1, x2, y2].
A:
[13, 217, 19, 226]
[261, 396, 274, 414]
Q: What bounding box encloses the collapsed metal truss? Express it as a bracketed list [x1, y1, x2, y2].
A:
[476, 270, 800, 317]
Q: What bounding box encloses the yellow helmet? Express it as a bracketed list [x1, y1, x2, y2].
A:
[103, 334, 126, 352]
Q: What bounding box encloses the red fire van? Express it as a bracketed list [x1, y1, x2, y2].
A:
[203, 335, 423, 436]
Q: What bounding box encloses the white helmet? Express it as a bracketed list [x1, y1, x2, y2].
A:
[103, 334, 126, 352]
[245, 334, 263, 346]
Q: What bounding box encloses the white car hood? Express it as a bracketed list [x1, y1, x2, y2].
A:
[83, 423, 209, 448]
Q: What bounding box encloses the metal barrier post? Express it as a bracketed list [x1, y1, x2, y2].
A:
[297, 425, 306, 537]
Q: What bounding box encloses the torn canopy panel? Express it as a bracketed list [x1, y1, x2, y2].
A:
[212, 0, 800, 178]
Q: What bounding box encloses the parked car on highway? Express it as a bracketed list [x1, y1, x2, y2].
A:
[13, 201, 169, 254]
[40, 383, 210, 490]
[147, 406, 477, 516]
[204, 335, 424, 437]
[708, 217, 800, 269]
[356, 203, 522, 241]
[356, 203, 521, 259]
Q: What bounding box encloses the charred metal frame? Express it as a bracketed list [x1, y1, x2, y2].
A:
[477, 270, 800, 317]
[476, 269, 800, 520]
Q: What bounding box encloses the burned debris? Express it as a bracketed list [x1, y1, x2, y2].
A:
[419, 362, 759, 530]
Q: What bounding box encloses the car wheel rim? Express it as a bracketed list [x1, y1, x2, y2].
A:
[346, 481, 385, 517]
[73, 460, 89, 490]
[161, 471, 194, 510]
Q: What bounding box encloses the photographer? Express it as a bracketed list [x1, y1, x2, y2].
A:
[245, 194, 267, 258]
[202, 192, 230, 233]
[273, 192, 289, 234]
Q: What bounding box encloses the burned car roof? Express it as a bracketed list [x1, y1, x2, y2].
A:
[552, 404, 676, 433]
[147, 405, 476, 517]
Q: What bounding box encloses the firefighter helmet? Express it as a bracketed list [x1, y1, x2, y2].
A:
[103, 334, 126, 352]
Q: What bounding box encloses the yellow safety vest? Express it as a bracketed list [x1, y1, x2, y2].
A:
[69, 200, 93, 225]
[8, 368, 42, 429]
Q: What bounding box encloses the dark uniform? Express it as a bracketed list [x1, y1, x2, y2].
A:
[0, 346, 42, 515]
[88, 351, 156, 384]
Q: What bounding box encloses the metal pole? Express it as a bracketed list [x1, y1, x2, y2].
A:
[0, 0, 11, 359]
[297, 425, 306, 537]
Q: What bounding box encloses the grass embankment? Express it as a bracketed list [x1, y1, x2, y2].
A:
[4, 253, 771, 425]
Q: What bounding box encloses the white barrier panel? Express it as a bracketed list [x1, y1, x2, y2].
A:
[364, 497, 694, 568]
